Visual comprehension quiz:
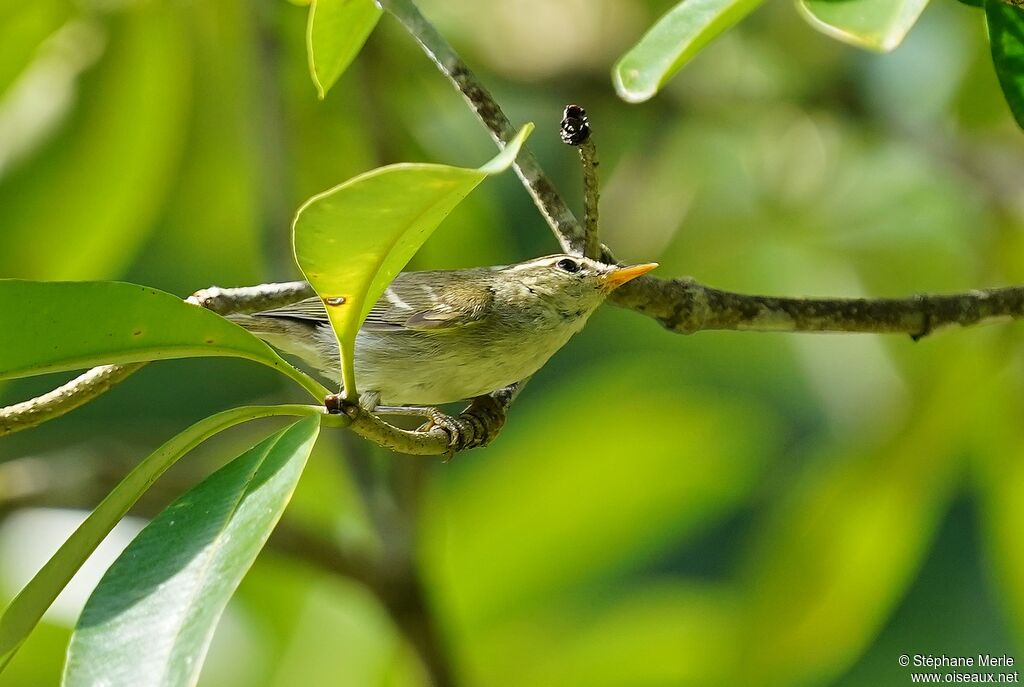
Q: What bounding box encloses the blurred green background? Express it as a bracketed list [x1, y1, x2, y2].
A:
[2, 0, 1024, 685]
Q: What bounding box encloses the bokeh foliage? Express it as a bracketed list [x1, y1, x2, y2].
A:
[1, 0, 1024, 685]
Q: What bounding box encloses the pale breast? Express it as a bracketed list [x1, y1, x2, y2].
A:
[333, 313, 589, 405]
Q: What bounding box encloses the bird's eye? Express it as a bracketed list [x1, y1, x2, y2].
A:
[556, 258, 580, 273]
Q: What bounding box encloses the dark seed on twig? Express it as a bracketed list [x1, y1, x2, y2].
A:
[560, 104, 590, 146]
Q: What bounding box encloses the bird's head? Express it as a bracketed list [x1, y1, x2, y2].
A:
[493, 254, 658, 317]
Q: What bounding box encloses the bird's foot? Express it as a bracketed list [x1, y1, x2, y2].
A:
[422, 394, 507, 455]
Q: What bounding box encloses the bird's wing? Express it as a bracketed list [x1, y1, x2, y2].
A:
[255, 272, 493, 333]
[254, 297, 329, 323]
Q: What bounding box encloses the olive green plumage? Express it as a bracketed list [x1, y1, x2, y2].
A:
[232, 254, 655, 407]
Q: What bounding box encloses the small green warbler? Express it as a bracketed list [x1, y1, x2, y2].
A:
[233, 254, 656, 408]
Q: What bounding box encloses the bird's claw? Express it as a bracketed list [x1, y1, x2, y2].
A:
[417, 410, 464, 458]
[417, 395, 507, 458]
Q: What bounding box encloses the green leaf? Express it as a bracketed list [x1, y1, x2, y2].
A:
[796, 0, 931, 52]
[292, 123, 533, 398]
[986, 0, 1024, 129]
[63, 417, 320, 687]
[612, 0, 764, 103]
[0, 280, 327, 400]
[306, 0, 381, 99]
[0, 404, 327, 672]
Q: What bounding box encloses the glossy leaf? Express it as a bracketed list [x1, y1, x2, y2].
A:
[0, 405, 326, 672]
[987, 0, 1024, 129]
[0, 280, 327, 399]
[613, 0, 764, 103]
[797, 0, 931, 52]
[306, 0, 381, 99]
[63, 416, 320, 687]
[292, 123, 532, 397]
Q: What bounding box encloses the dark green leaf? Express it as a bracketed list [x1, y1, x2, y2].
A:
[292, 124, 532, 396]
[0, 280, 326, 399]
[613, 0, 764, 103]
[0, 405, 325, 672]
[306, 0, 381, 99]
[797, 0, 931, 52]
[63, 416, 320, 687]
[987, 0, 1024, 129]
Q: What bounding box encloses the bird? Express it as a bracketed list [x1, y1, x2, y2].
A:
[231, 254, 656, 410]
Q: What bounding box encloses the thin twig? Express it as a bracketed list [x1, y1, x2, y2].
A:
[185, 281, 315, 314]
[377, 0, 586, 256]
[559, 105, 602, 259]
[577, 140, 601, 259]
[0, 363, 146, 437]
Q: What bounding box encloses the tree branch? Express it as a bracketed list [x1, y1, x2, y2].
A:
[185, 281, 315, 314]
[609, 278, 1024, 339]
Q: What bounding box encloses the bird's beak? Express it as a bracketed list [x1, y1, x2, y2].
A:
[603, 262, 658, 289]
